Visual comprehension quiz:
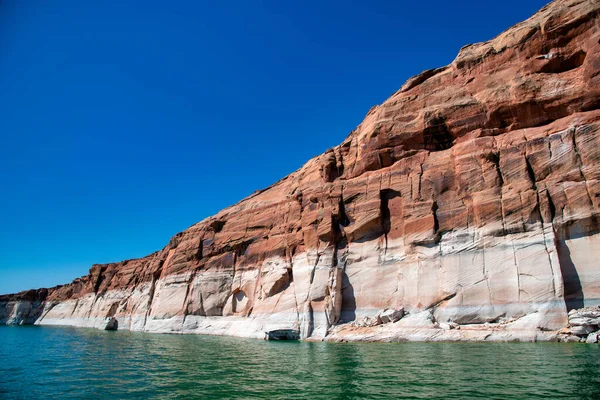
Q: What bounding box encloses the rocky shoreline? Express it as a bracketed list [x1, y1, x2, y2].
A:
[557, 306, 600, 343]
[1, 297, 599, 344]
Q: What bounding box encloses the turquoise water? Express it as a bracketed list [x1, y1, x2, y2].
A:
[1, 326, 599, 399]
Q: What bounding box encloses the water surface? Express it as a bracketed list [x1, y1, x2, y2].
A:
[1, 326, 599, 399]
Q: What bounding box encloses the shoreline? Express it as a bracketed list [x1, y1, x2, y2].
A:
[2, 299, 597, 344]
[0, 321, 576, 344]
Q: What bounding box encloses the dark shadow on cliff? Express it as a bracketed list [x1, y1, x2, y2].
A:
[0, 288, 49, 325]
[556, 239, 584, 311]
[23, 302, 46, 325]
[340, 270, 356, 323]
[0, 302, 45, 325]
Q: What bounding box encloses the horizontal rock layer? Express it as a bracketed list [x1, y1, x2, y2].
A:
[2, 0, 600, 342]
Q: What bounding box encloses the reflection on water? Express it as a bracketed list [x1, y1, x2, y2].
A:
[1, 326, 599, 399]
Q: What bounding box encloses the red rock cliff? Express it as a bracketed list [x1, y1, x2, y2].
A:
[2, 0, 600, 341]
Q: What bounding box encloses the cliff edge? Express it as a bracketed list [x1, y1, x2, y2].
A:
[2, 0, 600, 342]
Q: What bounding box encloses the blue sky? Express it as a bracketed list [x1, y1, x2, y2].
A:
[0, 0, 549, 294]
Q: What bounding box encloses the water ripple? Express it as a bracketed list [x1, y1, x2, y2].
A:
[1, 326, 599, 399]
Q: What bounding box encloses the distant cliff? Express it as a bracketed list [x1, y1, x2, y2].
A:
[2, 0, 600, 342]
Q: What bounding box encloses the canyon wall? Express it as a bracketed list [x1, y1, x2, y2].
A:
[2, 0, 600, 342]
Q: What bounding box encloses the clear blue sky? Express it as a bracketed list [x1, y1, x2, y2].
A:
[0, 0, 549, 294]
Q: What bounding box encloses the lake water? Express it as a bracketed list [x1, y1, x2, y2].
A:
[1, 326, 599, 399]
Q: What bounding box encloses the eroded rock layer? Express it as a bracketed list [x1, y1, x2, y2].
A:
[2, 0, 600, 342]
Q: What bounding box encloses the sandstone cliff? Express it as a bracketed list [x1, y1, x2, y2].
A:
[2, 0, 600, 342]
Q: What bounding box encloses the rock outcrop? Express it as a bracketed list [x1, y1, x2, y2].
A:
[558, 305, 600, 342]
[2, 0, 600, 342]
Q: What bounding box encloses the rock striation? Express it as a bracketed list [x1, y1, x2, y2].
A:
[2, 0, 600, 342]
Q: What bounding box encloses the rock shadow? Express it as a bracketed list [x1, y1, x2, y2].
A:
[340, 270, 356, 323]
[556, 239, 584, 311]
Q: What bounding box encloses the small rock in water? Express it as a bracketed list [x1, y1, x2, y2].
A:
[104, 317, 118, 331]
[586, 332, 599, 344]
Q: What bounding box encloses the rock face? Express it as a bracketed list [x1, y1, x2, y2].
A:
[2, 0, 600, 342]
